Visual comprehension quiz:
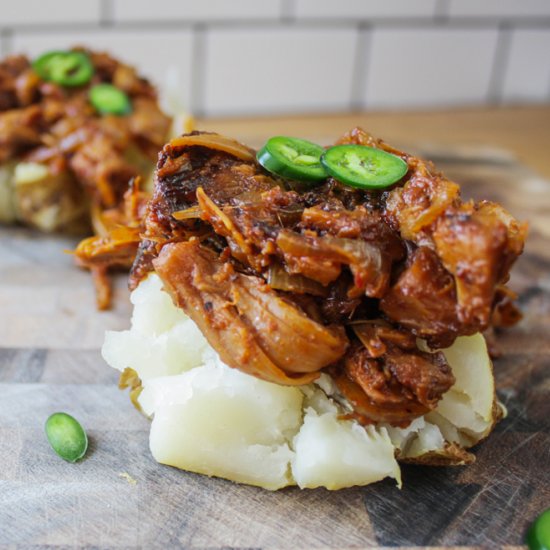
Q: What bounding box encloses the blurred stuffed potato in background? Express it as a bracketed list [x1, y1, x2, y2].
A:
[0, 48, 171, 232]
[0, 47, 178, 306]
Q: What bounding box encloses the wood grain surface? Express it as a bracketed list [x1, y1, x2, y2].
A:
[197, 105, 550, 180]
[0, 143, 549, 548]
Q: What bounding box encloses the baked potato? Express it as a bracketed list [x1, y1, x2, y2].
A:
[103, 274, 503, 490]
[100, 129, 523, 490]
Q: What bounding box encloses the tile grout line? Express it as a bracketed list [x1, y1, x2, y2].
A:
[196, 103, 353, 119]
[487, 22, 513, 105]
[280, 0, 294, 23]
[5, 18, 550, 34]
[434, 0, 451, 22]
[0, 29, 13, 56]
[99, 0, 113, 27]
[350, 23, 371, 111]
[2, 12, 548, 114]
[190, 24, 206, 119]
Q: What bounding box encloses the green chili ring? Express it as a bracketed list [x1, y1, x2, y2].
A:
[257, 136, 326, 182]
[526, 507, 550, 550]
[33, 50, 94, 87]
[89, 83, 132, 116]
[320, 144, 408, 190]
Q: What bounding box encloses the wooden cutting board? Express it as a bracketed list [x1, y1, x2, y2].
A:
[0, 146, 548, 549]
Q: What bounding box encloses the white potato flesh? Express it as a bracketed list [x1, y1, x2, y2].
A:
[441, 334, 494, 421]
[0, 161, 17, 223]
[384, 418, 427, 452]
[14, 161, 49, 184]
[138, 356, 400, 491]
[423, 411, 463, 446]
[102, 275, 209, 380]
[12, 162, 88, 232]
[292, 389, 401, 489]
[404, 423, 446, 459]
[102, 274, 498, 490]
[129, 273, 190, 336]
[142, 360, 302, 490]
[434, 389, 489, 435]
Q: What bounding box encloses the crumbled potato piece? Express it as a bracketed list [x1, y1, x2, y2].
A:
[141, 359, 303, 490]
[103, 275, 209, 379]
[292, 387, 400, 489]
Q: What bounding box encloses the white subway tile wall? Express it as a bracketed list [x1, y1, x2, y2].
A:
[448, 0, 550, 18]
[292, 0, 438, 19]
[1, 0, 548, 116]
[11, 31, 194, 106]
[501, 30, 550, 103]
[364, 28, 499, 109]
[0, 0, 101, 25]
[112, 0, 283, 23]
[203, 27, 357, 115]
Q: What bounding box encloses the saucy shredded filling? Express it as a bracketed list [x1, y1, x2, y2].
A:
[80, 129, 527, 426]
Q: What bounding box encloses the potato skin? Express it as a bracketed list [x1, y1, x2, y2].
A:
[399, 395, 504, 467]
[399, 442, 475, 466]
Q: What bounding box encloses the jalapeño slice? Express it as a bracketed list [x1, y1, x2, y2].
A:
[89, 84, 132, 116]
[45, 412, 88, 463]
[321, 144, 408, 190]
[33, 50, 94, 87]
[526, 508, 550, 550]
[257, 136, 326, 182]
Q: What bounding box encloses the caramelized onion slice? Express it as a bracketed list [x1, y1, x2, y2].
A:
[276, 230, 388, 296]
[231, 273, 348, 373]
[195, 186, 254, 259]
[267, 264, 328, 297]
[351, 322, 420, 364]
[74, 226, 141, 264]
[168, 133, 256, 163]
[172, 204, 202, 221]
[153, 241, 348, 384]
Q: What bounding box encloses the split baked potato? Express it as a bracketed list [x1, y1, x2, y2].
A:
[103, 274, 503, 490]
